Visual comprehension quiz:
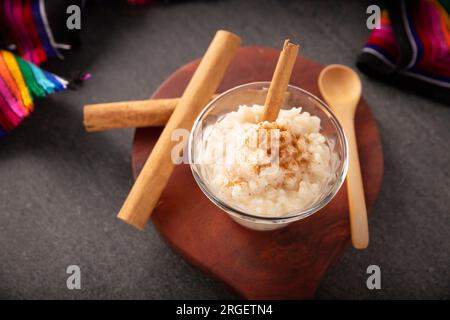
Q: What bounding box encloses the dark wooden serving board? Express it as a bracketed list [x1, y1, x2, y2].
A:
[132, 47, 384, 299]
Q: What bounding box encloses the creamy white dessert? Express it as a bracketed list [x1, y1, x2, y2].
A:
[197, 104, 333, 217]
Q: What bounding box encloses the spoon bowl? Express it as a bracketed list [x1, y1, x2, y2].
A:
[319, 64, 362, 110]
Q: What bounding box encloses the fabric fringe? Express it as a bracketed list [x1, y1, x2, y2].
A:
[0, 50, 67, 135]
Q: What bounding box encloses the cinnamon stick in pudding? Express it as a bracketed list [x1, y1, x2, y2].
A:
[262, 39, 299, 122]
[117, 30, 241, 230]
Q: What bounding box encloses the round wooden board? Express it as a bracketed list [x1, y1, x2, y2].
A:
[132, 47, 384, 299]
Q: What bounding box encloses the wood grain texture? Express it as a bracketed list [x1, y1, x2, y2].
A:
[132, 47, 384, 299]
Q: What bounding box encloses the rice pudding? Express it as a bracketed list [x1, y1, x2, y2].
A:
[198, 104, 333, 217]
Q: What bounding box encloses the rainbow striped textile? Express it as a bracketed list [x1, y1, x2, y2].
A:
[0, 0, 65, 65]
[357, 0, 450, 103]
[0, 50, 67, 137]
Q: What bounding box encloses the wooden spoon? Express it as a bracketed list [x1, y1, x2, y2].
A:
[318, 64, 369, 249]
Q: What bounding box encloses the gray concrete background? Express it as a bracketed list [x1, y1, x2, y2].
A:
[0, 0, 449, 299]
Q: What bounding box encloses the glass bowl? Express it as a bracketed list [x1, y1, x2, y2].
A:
[188, 82, 348, 231]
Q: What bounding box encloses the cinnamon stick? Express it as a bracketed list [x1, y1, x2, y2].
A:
[117, 30, 241, 230]
[262, 39, 299, 122]
[83, 95, 218, 132]
[84, 98, 180, 132]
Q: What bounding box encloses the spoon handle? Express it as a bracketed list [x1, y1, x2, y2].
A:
[342, 117, 370, 249]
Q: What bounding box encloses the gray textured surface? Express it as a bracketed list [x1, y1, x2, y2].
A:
[0, 0, 449, 299]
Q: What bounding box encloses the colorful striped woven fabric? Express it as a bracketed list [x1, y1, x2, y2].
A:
[357, 0, 450, 103]
[0, 50, 67, 137]
[0, 0, 63, 65]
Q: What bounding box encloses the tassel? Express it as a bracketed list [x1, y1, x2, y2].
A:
[67, 71, 91, 90]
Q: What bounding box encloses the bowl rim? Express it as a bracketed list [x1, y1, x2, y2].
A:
[188, 81, 349, 223]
